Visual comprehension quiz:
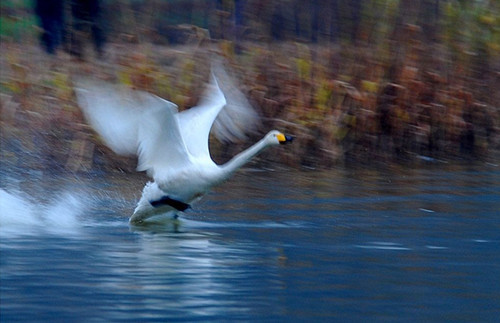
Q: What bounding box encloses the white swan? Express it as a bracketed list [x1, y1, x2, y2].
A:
[75, 68, 292, 224]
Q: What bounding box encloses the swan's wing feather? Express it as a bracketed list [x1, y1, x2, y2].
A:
[177, 64, 258, 160]
[75, 80, 191, 178]
[75, 81, 141, 155]
[136, 95, 191, 178]
[211, 64, 259, 143]
[176, 74, 226, 160]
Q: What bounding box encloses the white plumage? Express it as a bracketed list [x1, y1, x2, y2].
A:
[75, 66, 292, 224]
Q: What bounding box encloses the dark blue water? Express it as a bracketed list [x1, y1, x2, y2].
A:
[1, 165, 499, 322]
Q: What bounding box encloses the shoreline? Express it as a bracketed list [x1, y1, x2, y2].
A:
[1, 41, 499, 174]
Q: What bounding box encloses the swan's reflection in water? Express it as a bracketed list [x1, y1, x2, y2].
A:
[95, 219, 282, 319]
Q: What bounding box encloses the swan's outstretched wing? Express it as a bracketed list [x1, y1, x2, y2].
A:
[74, 80, 141, 155]
[74, 80, 190, 178]
[176, 64, 258, 161]
[176, 74, 226, 160]
[211, 63, 259, 143]
[135, 95, 191, 178]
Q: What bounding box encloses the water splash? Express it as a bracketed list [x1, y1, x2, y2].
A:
[0, 188, 87, 237]
[0, 189, 39, 227]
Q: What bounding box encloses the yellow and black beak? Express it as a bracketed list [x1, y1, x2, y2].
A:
[277, 133, 294, 145]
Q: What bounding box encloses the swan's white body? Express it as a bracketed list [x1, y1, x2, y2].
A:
[75, 68, 291, 223]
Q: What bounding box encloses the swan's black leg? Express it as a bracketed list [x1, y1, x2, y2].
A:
[150, 196, 190, 211]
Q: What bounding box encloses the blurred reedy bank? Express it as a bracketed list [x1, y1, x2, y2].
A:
[1, 0, 499, 173]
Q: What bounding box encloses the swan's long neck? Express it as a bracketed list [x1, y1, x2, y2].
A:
[220, 137, 271, 175]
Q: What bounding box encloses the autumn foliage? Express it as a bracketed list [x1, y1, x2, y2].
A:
[1, 1, 499, 172]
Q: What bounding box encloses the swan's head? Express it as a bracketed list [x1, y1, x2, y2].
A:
[266, 130, 294, 146]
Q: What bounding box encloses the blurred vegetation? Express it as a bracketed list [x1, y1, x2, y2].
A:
[1, 0, 499, 173]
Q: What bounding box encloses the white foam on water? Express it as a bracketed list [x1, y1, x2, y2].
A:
[425, 245, 449, 250]
[355, 241, 411, 251]
[0, 188, 88, 237]
[0, 189, 39, 227]
[44, 192, 86, 233]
